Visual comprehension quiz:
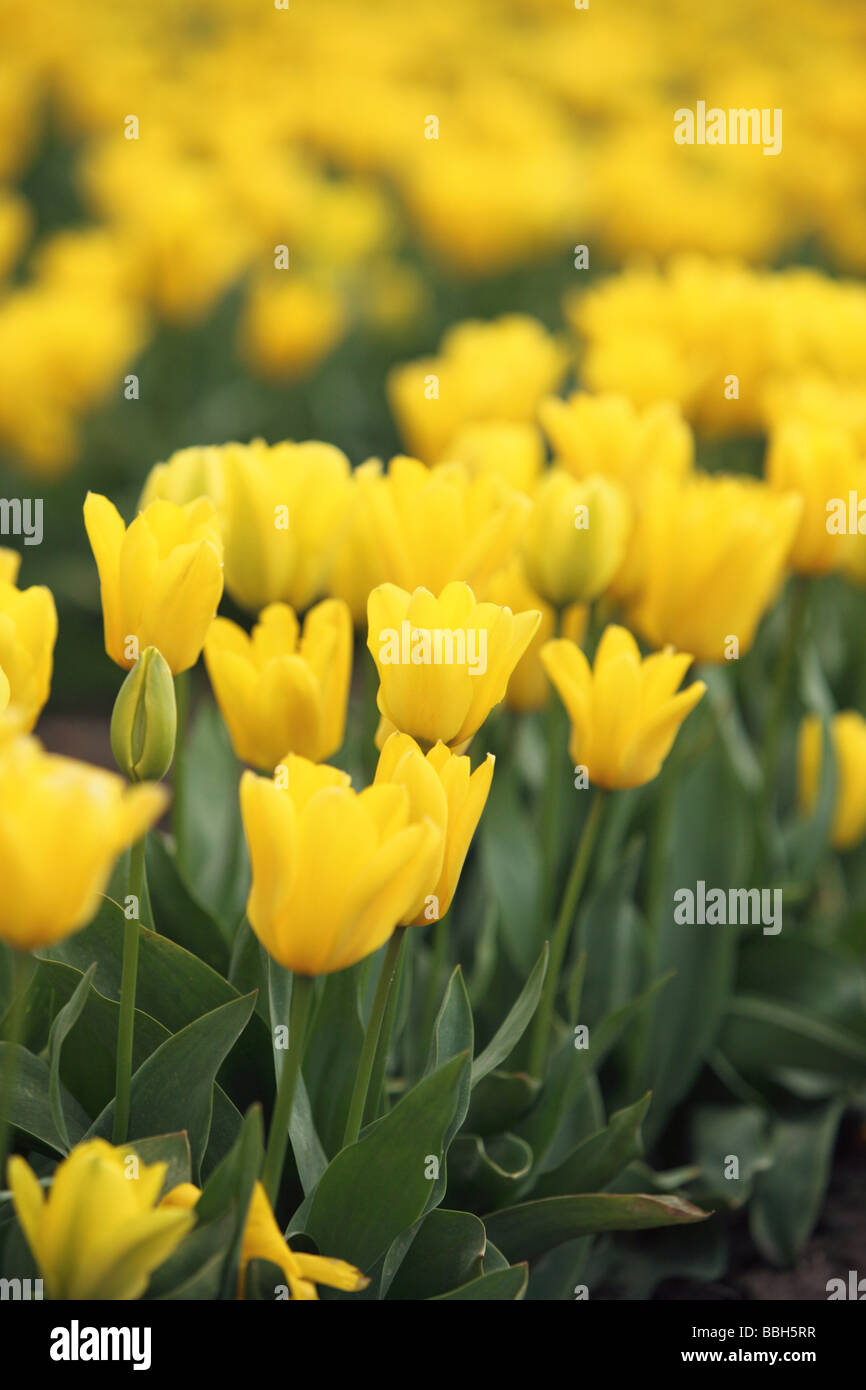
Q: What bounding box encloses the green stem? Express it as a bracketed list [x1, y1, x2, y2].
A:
[364, 927, 409, 1123]
[112, 835, 147, 1144]
[529, 790, 605, 1078]
[262, 973, 315, 1206]
[0, 951, 31, 1180]
[537, 608, 564, 941]
[416, 914, 449, 1074]
[173, 670, 190, 874]
[760, 576, 809, 824]
[343, 930, 404, 1147]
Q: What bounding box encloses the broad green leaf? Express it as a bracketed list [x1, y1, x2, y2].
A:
[0, 1043, 89, 1153]
[690, 1104, 772, 1208]
[47, 962, 96, 1151]
[196, 1104, 264, 1300]
[485, 1193, 709, 1262]
[304, 1052, 469, 1272]
[424, 968, 473, 1209]
[386, 1209, 486, 1300]
[266, 960, 327, 1191]
[480, 764, 540, 975]
[432, 1264, 528, 1300]
[466, 1069, 540, 1137]
[303, 965, 365, 1156]
[179, 701, 249, 933]
[720, 995, 866, 1080]
[532, 1093, 651, 1198]
[448, 1133, 533, 1210]
[749, 1100, 844, 1266]
[125, 1132, 192, 1196]
[146, 834, 231, 973]
[471, 946, 548, 1086]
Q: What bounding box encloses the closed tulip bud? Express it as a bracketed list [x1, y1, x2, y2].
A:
[798, 711, 866, 850]
[7, 1140, 195, 1300]
[522, 468, 630, 607]
[541, 625, 705, 790]
[110, 645, 177, 782]
[204, 599, 352, 771]
[767, 421, 865, 575]
[0, 737, 167, 950]
[367, 580, 540, 750]
[0, 549, 57, 741]
[240, 755, 444, 975]
[84, 491, 224, 674]
[375, 733, 494, 925]
[630, 473, 803, 663]
[162, 1181, 368, 1301]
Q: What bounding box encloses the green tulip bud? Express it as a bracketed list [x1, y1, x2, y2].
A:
[111, 646, 177, 783]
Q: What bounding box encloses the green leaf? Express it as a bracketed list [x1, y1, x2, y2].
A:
[304, 1052, 470, 1272]
[47, 962, 96, 1152]
[721, 995, 866, 1080]
[86, 994, 257, 1178]
[432, 1264, 528, 1300]
[448, 1133, 534, 1210]
[426, 966, 474, 1076]
[179, 701, 249, 933]
[0, 1043, 89, 1153]
[125, 1132, 192, 1195]
[386, 1209, 486, 1299]
[148, 1211, 236, 1300]
[480, 764, 540, 975]
[196, 1104, 264, 1300]
[532, 1092, 651, 1199]
[485, 1193, 709, 1262]
[471, 945, 548, 1086]
[691, 1104, 773, 1208]
[266, 960, 328, 1192]
[466, 1070, 540, 1137]
[146, 834, 231, 973]
[749, 1101, 844, 1266]
[302, 966, 365, 1156]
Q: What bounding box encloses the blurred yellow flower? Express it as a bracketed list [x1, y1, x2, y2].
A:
[0, 548, 56, 739]
[162, 1180, 368, 1301]
[205, 599, 352, 771]
[539, 392, 693, 494]
[221, 439, 352, 612]
[8, 1139, 194, 1300]
[239, 273, 347, 381]
[483, 557, 587, 712]
[522, 469, 630, 607]
[367, 581, 540, 749]
[84, 491, 224, 674]
[798, 711, 866, 851]
[0, 737, 167, 950]
[630, 474, 802, 664]
[766, 421, 865, 574]
[240, 755, 443, 975]
[541, 625, 705, 790]
[375, 732, 494, 925]
[442, 420, 545, 494]
[140, 444, 227, 511]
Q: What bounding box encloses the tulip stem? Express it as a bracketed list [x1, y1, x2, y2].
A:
[0, 950, 32, 1180]
[528, 790, 604, 1079]
[761, 576, 809, 825]
[364, 927, 409, 1123]
[537, 611, 564, 944]
[113, 835, 147, 1144]
[262, 973, 315, 1206]
[173, 671, 190, 874]
[343, 929, 405, 1147]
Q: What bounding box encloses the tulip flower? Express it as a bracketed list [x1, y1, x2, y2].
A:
[140, 443, 227, 511]
[522, 469, 630, 608]
[220, 438, 352, 612]
[162, 1181, 368, 1300]
[629, 474, 802, 663]
[798, 711, 866, 850]
[0, 737, 167, 951]
[7, 1140, 195, 1300]
[766, 421, 865, 575]
[541, 626, 706, 791]
[0, 547, 57, 740]
[442, 420, 545, 494]
[539, 392, 693, 493]
[367, 581, 540, 750]
[84, 492, 224, 674]
[205, 599, 352, 770]
[374, 732, 494, 925]
[110, 646, 177, 783]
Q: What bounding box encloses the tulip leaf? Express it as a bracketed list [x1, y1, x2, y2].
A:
[720, 995, 866, 1080]
[0, 1042, 90, 1153]
[178, 701, 250, 933]
[125, 1131, 192, 1196]
[266, 961, 328, 1191]
[46, 961, 96, 1152]
[531, 1092, 651, 1199]
[480, 765, 541, 975]
[484, 1193, 710, 1262]
[749, 1100, 844, 1266]
[195, 1103, 264, 1301]
[299, 965, 365, 1158]
[86, 993, 257, 1179]
[304, 1051, 470, 1272]
[448, 1132, 534, 1210]
[424, 968, 474, 1209]
[471, 945, 548, 1086]
[432, 1264, 528, 1300]
[386, 1208, 486, 1300]
[465, 1069, 540, 1136]
[146, 833, 231, 973]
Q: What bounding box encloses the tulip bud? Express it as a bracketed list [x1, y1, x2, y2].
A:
[111, 646, 177, 782]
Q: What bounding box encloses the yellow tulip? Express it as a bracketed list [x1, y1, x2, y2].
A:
[539, 392, 693, 493]
[766, 421, 865, 575]
[367, 581, 540, 749]
[327, 459, 390, 625]
[375, 732, 494, 925]
[541, 625, 706, 790]
[161, 1181, 368, 1300]
[630, 473, 802, 664]
[483, 557, 588, 713]
[0, 736, 167, 950]
[240, 754, 443, 975]
[353, 455, 530, 597]
[140, 443, 227, 511]
[522, 469, 630, 608]
[7, 1140, 195, 1300]
[798, 711, 866, 850]
[221, 439, 352, 612]
[442, 421, 545, 494]
[0, 548, 57, 739]
[84, 491, 224, 674]
[205, 599, 352, 771]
